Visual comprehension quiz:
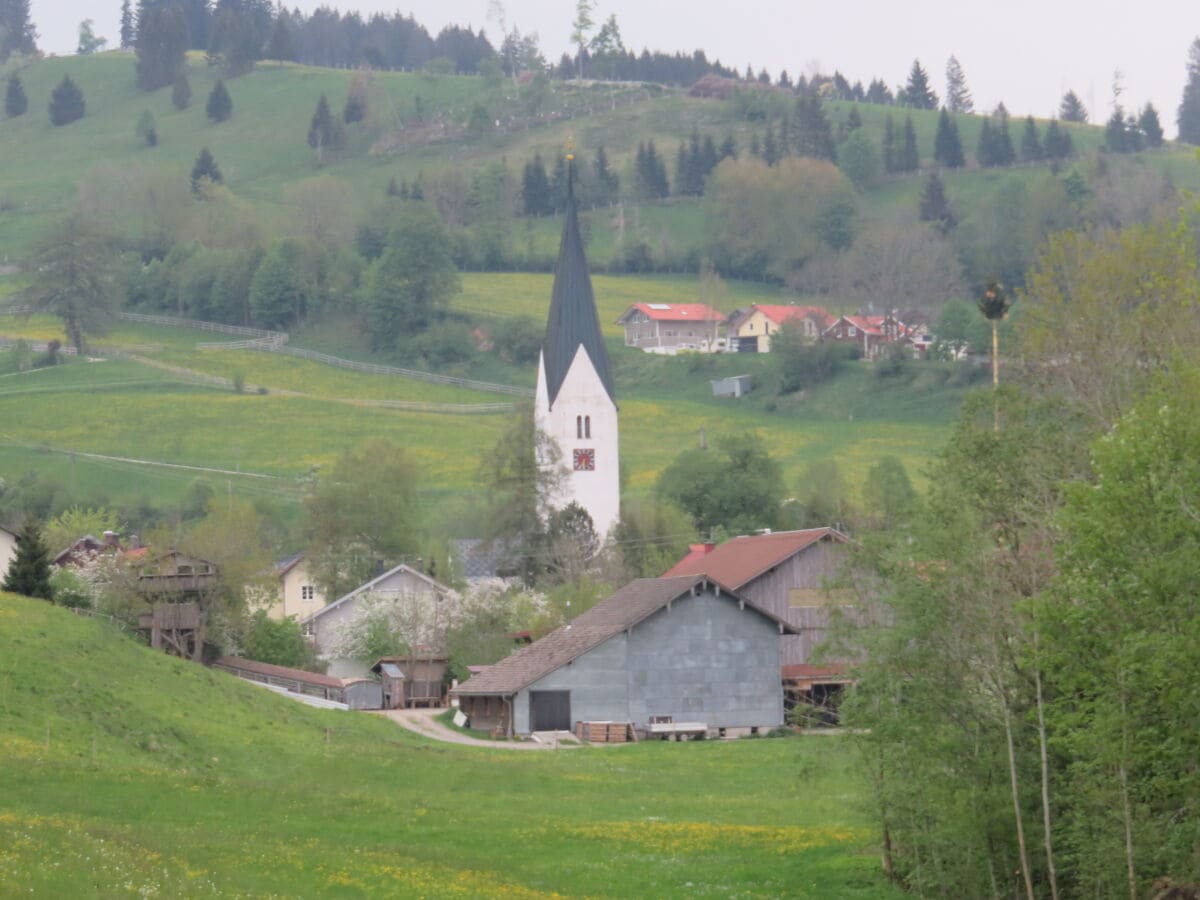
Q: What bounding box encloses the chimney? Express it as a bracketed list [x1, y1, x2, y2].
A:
[102, 530, 120, 548]
[688, 542, 716, 556]
[128, 534, 141, 549]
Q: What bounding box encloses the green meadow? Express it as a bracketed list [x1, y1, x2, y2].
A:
[0, 594, 901, 898]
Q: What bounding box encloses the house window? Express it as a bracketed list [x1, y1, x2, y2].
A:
[301, 585, 315, 601]
[302, 621, 315, 637]
[576, 415, 583, 439]
[848, 326, 857, 337]
[584, 416, 591, 439]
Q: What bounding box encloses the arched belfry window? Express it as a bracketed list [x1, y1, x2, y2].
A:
[585, 416, 591, 439]
[576, 415, 582, 439]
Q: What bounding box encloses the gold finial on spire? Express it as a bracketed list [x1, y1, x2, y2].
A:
[566, 134, 575, 162]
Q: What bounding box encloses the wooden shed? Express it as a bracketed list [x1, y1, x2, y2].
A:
[370, 655, 449, 708]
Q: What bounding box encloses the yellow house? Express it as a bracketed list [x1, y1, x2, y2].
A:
[726, 304, 834, 353]
[261, 554, 327, 621]
[0, 524, 18, 583]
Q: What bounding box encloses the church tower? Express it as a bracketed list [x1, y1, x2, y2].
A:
[535, 152, 619, 539]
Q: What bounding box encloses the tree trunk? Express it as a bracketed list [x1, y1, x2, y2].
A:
[991, 318, 1000, 432]
[1002, 699, 1036, 900]
[1117, 681, 1137, 900]
[1033, 634, 1060, 900]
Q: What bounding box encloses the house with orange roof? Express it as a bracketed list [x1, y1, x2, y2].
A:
[615, 302, 726, 354]
[725, 304, 835, 352]
[822, 313, 912, 359]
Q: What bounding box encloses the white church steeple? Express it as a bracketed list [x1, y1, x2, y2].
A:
[534, 151, 619, 539]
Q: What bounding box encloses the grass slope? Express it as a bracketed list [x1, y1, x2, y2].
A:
[0, 593, 899, 897]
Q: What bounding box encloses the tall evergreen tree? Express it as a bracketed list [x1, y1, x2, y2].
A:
[1019, 115, 1043, 161]
[1138, 103, 1164, 147]
[135, 2, 188, 91]
[593, 145, 618, 204]
[171, 71, 192, 110]
[896, 115, 919, 171]
[4, 72, 27, 118]
[266, 13, 295, 63]
[48, 75, 85, 126]
[719, 132, 737, 160]
[762, 121, 780, 166]
[191, 146, 223, 194]
[904, 59, 938, 110]
[866, 78, 893, 105]
[977, 117, 997, 166]
[792, 94, 837, 161]
[944, 55, 973, 113]
[882, 114, 897, 173]
[119, 0, 134, 49]
[0, 0, 38, 61]
[1, 520, 52, 601]
[992, 109, 1015, 165]
[1059, 89, 1088, 123]
[1179, 37, 1200, 145]
[1043, 119, 1074, 160]
[919, 171, 955, 231]
[933, 109, 965, 168]
[206, 78, 232, 122]
[521, 153, 552, 215]
[1105, 106, 1131, 152]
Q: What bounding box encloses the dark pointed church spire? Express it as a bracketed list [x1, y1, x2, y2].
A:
[541, 148, 615, 408]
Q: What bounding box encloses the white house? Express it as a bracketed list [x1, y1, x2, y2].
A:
[0, 524, 18, 584]
[534, 156, 620, 539]
[300, 563, 456, 679]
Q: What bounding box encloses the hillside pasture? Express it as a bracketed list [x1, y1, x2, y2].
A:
[0, 593, 900, 898]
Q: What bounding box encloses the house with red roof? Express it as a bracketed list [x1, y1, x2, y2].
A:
[822, 313, 917, 359]
[725, 304, 835, 352]
[616, 302, 726, 354]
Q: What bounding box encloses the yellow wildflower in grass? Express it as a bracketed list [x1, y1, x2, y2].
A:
[566, 820, 868, 856]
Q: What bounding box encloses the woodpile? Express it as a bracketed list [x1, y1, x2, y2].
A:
[575, 721, 637, 743]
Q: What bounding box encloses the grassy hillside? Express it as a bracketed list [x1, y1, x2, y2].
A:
[0, 592, 900, 897]
[3, 52, 1197, 265]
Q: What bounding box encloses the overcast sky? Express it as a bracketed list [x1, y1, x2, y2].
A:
[33, 1, 1199, 134]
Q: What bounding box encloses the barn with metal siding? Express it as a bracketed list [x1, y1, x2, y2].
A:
[453, 575, 795, 737]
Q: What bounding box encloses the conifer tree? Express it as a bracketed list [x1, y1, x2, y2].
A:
[1179, 37, 1200, 145]
[266, 13, 295, 63]
[549, 153, 568, 210]
[1059, 89, 1088, 123]
[0, 0, 38, 61]
[904, 59, 938, 110]
[1043, 119, 1074, 160]
[1105, 107, 1131, 152]
[992, 109, 1015, 165]
[918, 171, 955, 231]
[933, 109, 964, 168]
[135, 2, 187, 91]
[119, 0, 134, 49]
[48, 75, 85, 126]
[206, 79, 232, 123]
[190, 146, 223, 194]
[386, 176, 401, 197]
[719, 133, 737, 160]
[4, 72, 27, 118]
[1019, 115, 1043, 161]
[762, 121, 780, 165]
[343, 89, 366, 124]
[593, 145, 618, 204]
[1138, 103, 1164, 147]
[748, 132, 760, 159]
[792, 94, 837, 161]
[845, 106, 863, 132]
[977, 117, 997, 166]
[944, 55, 973, 113]
[136, 109, 157, 146]
[1, 520, 53, 601]
[521, 153, 552, 215]
[882, 115, 897, 172]
[866, 78, 893, 105]
[897, 115, 919, 171]
[172, 72, 192, 110]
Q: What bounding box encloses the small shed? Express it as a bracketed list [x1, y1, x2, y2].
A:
[711, 374, 754, 398]
[214, 657, 382, 709]
[370, 655, 449, 708]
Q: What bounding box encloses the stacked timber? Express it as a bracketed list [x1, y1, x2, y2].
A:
[575, 721, 637, 743]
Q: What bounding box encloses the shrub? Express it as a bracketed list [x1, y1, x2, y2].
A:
[490, 316, 541, 365]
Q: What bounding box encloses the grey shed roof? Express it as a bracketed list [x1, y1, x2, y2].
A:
[541, 161, 615, 408]
[453, 574, 797, 697]
[379, 663, 405, 679]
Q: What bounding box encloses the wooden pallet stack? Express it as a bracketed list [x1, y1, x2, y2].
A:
[575, 721, 638, 743]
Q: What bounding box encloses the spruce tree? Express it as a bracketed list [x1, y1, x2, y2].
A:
[1, 520, 53, 601]
[307, 93, 335, 154]
[0, 0, 38, 61]
[190, 147, 223, 194]
[136, 109, 157, 146]
[593, 145, 618, 204]
[386, 176, 401, 197]
[845, 106, 863, 132]
[992, 109, 1015, 165]
[762, 121, 780, 165]
[792, 94, 837, 161]
[882, 115, 897, 172]
[206, 79, 232, 122]
[172, 72, 192, 110]
[1138, 103, 1164, 147]
[918, 172, 955, 231]
[1179, 37, 1200, 145]
[719, 133, 737, 160]
[4, 72, 27, 117]
[977, 117, 997, 166]
[521, 153, 552, 215]
[933, 109, 964, 168]
[897, 115, 919, 171]
[1059, 89, 1088, 123]
[343, 90, 366, 124]
[135, 3, 187, 91]
[1043, 119, 1074, 160]
[1019, 116, 1043, 161]
[944, 55, 973, 113]
[266, 14, 295, 63]
[1105, 107, 1130, 152]
[119, 0, 134, 49]
[904, 59, 938, 110]
[48, 75, 85, 126]
[866, 78, 893, 105]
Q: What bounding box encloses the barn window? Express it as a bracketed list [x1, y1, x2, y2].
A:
[584, 416, 591, 439]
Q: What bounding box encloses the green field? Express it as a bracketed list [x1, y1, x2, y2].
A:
[0, 593, 900, 897]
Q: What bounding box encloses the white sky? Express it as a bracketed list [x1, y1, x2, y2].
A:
[33, 0, 1199, 134]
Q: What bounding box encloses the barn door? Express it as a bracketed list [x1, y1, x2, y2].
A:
[529, 690, 571, 731]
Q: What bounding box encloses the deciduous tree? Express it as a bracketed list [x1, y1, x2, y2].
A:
[657, 433, 784, 536]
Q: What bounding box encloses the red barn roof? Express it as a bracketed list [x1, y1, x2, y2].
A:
[662, 527, 848, 589]
[617, 302, 726, 323]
